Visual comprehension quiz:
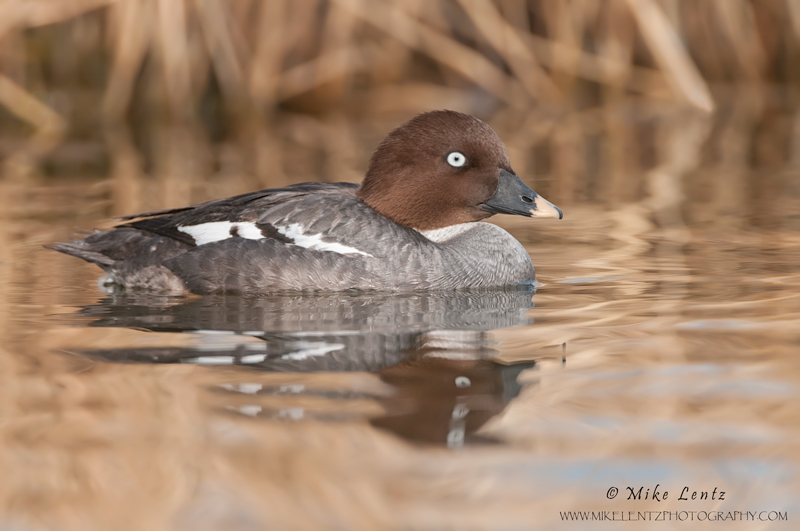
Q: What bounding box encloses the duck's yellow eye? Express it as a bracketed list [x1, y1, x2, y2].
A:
[446, 151, 467, 168]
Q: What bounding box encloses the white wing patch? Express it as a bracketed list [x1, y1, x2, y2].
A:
[276, 223, 373, 257]
[177, 220, 373, 257]
[178, 221, 263, 245]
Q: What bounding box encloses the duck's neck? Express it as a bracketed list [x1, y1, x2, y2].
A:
[357, 184, 491, 231]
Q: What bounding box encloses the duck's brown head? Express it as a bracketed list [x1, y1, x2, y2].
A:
[357, 110, 562, 231]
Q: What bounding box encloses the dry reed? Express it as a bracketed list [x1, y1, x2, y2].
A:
[0, 0, 799, 182]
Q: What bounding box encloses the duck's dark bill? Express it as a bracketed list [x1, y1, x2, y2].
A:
[481, 169, 563, 219]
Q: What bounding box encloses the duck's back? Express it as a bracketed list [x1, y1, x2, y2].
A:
[53, 183, 365, 291]
[51, 183, 425, 292]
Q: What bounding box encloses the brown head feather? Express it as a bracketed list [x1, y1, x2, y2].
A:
[357, 111, 514, 230]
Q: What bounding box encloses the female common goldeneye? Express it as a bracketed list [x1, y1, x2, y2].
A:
[51, 111, 562, 293]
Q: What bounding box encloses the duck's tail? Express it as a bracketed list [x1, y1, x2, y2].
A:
[46, 240, 116, 268]
[47, 228, 192, 291]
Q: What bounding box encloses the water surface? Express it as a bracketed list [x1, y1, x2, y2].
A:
[2, 104, 799, 529]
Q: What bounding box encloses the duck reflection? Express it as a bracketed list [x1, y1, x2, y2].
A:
[373, 356, 534, 447]
[73, 288, 537, 445]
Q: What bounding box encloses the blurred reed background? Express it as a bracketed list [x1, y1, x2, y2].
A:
[1, 0, 799, 222]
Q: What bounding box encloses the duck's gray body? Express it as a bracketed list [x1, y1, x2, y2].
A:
[53, 182, 535, 293]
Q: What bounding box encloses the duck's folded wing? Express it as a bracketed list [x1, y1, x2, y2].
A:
[119, 182, 361, 246]
[51, 181, 437, 292]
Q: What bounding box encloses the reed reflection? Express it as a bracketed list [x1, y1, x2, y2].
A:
[72, 289, 538, 445]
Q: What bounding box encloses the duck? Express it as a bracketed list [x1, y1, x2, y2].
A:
[50, 110, 562, 294]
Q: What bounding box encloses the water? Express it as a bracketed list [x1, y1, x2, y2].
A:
[2, 103, 800, 529]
